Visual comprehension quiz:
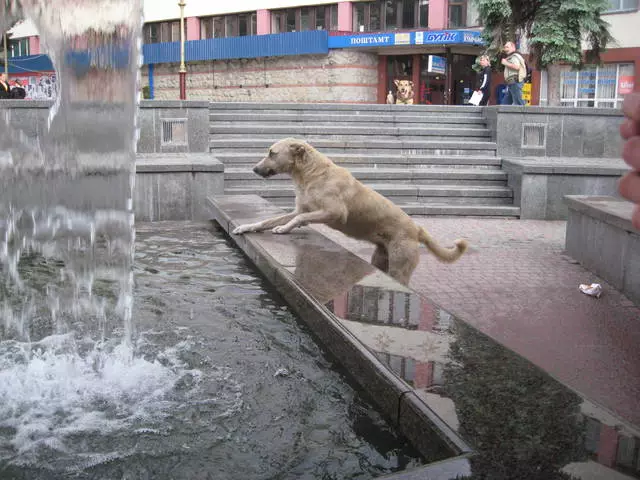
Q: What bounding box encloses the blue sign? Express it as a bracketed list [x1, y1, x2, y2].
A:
[427, 55, 447, 74]
[328, 30, 483, 49]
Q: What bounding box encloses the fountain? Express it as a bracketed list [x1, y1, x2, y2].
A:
[0, 2, 423, 477]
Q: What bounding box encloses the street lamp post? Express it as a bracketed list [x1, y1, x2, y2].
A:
[178, 0, 186, 100]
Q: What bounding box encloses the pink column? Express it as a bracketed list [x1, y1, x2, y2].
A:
[186, 16, 200, 41]
[28, 36, 40, 55]
[428, 0, 449, 30]
[257, 9, 271, 35]
[337, 2, 353, 32]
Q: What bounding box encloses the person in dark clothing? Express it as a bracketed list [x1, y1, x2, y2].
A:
[475, 55, 492, 106]
[10, 78, 26, 99]
[0, 73, 10, 99]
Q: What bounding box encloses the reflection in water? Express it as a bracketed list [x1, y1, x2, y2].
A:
[327, 282, 640, 480]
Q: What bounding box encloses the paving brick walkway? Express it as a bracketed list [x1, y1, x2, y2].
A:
[314, 218, 640, 428]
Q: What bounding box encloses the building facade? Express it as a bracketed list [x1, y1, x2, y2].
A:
[2, 0, 639, 106]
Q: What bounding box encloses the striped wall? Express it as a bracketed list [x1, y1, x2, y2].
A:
[142, 50, 378, 103]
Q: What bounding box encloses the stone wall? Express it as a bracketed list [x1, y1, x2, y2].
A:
[565, 196, 640, 305]
[486, 106, 624, 158]
[143, 50, 379, 103]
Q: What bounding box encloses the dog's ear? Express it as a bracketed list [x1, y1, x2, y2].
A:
[394, 79, 400, 87]
[289, 141, 307, 162]
[409, 81, 414, 87]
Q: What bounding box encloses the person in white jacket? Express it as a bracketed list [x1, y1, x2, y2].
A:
[475, 55, 492, 106]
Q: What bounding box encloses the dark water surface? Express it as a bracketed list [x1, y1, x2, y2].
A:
[0, 221, 422, 479]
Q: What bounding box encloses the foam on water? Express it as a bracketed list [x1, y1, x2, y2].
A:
[0, 330, 244, 470]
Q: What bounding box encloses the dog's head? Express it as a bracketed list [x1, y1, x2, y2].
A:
[394, 79, 414, 99]
[252, 138, 310, 177]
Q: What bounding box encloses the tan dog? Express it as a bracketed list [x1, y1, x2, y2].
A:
[232, 138, 468, 286]
[394, 79, 414, 105]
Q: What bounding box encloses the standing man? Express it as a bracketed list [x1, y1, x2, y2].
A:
[0, 73, 10, 99]
[500, 41, 526, 106]
[475, 55, 492, 106]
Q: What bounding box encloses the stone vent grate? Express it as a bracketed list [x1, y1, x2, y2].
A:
[161, 118, 188, 146]
[521, 123, 547, 149]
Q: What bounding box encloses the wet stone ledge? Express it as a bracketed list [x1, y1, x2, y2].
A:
[135, 153, 223, 222]
[208, 194, 640, 480]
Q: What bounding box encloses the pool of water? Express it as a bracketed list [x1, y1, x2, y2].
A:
[0, 221, 423, 479]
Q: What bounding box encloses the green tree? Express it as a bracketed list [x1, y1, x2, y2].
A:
[474, 0, 613, 70]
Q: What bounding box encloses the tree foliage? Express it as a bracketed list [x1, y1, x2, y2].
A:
[474, 0, 614, 69]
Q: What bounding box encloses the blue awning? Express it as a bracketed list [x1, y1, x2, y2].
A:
[1, 54, 54, 74]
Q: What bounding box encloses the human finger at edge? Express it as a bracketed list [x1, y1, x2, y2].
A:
[623, 93, 640, 121]
[619, 171, 640, 204]
[620, 119, 640, 140]
[622, 137, 640, 169]
[633, 206, 640, 231]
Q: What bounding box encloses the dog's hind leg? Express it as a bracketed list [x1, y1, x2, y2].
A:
[371, 245, 389, 273]
[387, 240, 420, 286]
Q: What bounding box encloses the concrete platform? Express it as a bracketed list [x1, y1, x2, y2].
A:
[565, 195, 640, 305]
[208, 194, 639, 480]
[503, 157, 629, 220]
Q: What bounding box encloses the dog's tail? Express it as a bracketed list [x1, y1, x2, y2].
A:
[418, 227, 468, 263]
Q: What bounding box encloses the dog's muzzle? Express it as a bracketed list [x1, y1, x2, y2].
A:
[253, 166, 276, 178]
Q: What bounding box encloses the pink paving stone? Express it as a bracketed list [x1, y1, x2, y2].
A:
[313, 218, 640, 428]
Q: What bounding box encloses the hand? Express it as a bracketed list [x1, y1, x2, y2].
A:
[501, 58, 508, 66]
[619, 93, 640, 229]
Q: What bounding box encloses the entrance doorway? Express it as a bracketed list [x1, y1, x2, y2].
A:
[381, 52, 481, 105]
[386, 55, 414, 103]
[451, 54, 477, 105]
[419, 54, 447, 105]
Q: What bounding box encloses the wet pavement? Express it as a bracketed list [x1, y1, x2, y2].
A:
[314, 218, 640, 432]
[209, 195, 640, 480]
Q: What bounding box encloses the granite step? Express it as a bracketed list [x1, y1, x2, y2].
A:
[210, 138, 497, 156]
[214, 152, 501, 167]
[225, 184, 514, 205]
[209, 112, 488, 126]
[224, 167, 508, 187]
[262, 198, 520, 215]
[210, 125, 491, 139]
[209, 102, 486, 117]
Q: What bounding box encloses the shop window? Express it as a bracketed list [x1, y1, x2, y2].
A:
[604, 0, 638, 13]
[353, 0, 428, 32]
[143, 20, 183, 44]
[560, 63, 635, 108]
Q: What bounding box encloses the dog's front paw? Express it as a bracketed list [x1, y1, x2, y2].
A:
[272, 226, 291, 234]
[233, 224, 254, 235]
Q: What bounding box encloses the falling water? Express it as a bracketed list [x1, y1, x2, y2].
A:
[0, 0, 190, 471]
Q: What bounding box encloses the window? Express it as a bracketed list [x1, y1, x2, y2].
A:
[604, 0, 638, 13]
[559, 63, 635, 108]
[9, 38, 29, 58]
[271, 5, 338, 33]
[352, 0, 428, 32]
[448, 0, 466, 28]
[200, 14, 256, 39]
[143, 20, 182, 44]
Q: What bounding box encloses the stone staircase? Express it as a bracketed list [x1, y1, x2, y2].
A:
[209, 103, 519, 217]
